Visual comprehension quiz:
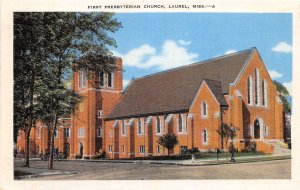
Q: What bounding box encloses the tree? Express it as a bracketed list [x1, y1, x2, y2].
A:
[273, 80, 291, 113]
[14, 12, 48, 167]
[13, 12, 122, 169]
[157, 133, 178, 156]
[216, 123, 239, 150]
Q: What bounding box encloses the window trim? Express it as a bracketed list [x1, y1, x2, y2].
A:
[121, 145, 125, 154]
[255, 68, 260, 106]
[262, 79, 268, 107]
[38, 128, 41, 139]
[156, 146, 160, 155]
[139, 145, 146, 154]
[64, 128, 70, 138]
[97, 110, 103, 119]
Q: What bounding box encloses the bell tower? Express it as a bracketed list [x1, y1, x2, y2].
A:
[70, 57, 123, 158]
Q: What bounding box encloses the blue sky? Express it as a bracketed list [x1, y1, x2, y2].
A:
[110, 13, 292, 95]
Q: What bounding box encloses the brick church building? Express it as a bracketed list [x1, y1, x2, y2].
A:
[17, 47, 285, 159]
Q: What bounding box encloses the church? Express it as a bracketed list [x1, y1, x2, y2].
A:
[17, 47, 285, 159]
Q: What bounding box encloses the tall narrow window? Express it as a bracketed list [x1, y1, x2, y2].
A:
[178, 114, 183, 133]
[38, 128, 41, 139]
[97, 126, 102, 137]
[203, 129, 208, 143]
[247, 76, 252, 105]
[108, 145, 112, 152]
[121, 120, 126, 136]
[202, 101, 208, 117]
[79, 70, 87, 89]
[138, 118, 143, 135]
[54, 129, 58, 138]
[99, 71, 104, 87]
[64, 128, 70, 138]
[255, 69, 260, 105]
[107, 72, 113, 87]
[156, 116, 161, 134]
[262, 79, 267, 107]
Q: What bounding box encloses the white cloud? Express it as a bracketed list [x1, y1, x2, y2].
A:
[224, 49, 237, 55]
[272, 42, 292, 53]
[178, 40, 191, 46]
[283, 81, 292, 95]
[113, 40, 199, 70]
[269, 70, 283, 79]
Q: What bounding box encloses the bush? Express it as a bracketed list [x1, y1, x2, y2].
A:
[181, 147, 200, 155]
[75, 154, 82, 159]
[241, 142, 256, 153]
[94, 151, 107, 159]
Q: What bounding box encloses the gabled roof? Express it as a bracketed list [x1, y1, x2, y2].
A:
[106, 48, 255, 120]
[202, 79, 228, 106]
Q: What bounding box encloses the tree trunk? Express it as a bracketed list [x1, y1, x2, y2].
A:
[48, 113, 58, 170]
[23, 127, 32, 167]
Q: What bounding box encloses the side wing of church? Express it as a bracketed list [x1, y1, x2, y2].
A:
[16, 47, 284, 159]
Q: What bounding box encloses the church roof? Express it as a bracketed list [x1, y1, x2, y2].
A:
[106, 48, 255, 120]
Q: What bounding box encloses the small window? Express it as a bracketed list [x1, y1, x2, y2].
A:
[99, 71, 104, 87]
[156, 116, 161, 134]
[139, 146, 145, 154]
[202, 101, 208, 117]
[264, 126, 269, 137]
[54, 129, 58, 138]
[107, 72, 113, 88]
[78, 128, 84, 137]
[108, 145, 112, 152]
[203, 129, 208, 144]
[97, 126, 103, 137]
[121, 145, 125, 153]
[97, 110, 103, 118]
[64, 128, 70, 138]
[178, 114, 183, 133]
[156, 146, 160, 155]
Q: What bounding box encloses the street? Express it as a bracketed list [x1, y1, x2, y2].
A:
[14, 159, 291, 180]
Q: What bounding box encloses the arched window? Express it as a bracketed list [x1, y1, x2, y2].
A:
[178, 114, 183, 133]
[255, 69, 260, 105]
[262, 79, 267, 106]
[156, 116, 161, 134]
[121, 120, 126, 136]
[202, 101, 208, 117]
[203, 129, 208, 143]
[247, 76, 252, 105]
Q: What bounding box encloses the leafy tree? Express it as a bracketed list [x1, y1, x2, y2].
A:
[157, 133, 179, 156]
[273, 80, 291, 113]
[13, 12, 122, 169]
[216, 123, 239, 149]
[14, 12, 48, 167]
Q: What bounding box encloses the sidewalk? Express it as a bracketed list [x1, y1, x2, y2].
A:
[47, 152, 291, 166]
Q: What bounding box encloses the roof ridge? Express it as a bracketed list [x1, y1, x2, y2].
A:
[133, 48, 253, 81]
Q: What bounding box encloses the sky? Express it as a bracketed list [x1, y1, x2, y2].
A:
[109, 13, 292, 95]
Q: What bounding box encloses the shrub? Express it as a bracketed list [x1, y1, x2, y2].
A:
[241, 142, 256, 153]
[75, 154, 82, 159]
